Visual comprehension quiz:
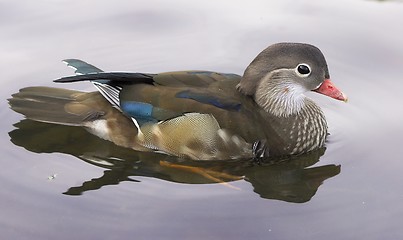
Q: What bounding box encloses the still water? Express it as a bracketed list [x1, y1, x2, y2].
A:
[1, 0, 403, 239]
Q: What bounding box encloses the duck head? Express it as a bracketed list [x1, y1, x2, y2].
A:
[237, 42, 347, 117]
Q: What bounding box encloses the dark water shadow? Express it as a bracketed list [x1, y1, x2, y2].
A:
[9, 119, 340, 203]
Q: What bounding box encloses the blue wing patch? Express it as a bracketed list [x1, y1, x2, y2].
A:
[121, 101, 157, 125]
[187, 71, 214, 75]
[175, 90, 241, 111]
[121, 101, 180, 125]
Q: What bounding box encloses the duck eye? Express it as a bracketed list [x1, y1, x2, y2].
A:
[296, 64, 311, 76]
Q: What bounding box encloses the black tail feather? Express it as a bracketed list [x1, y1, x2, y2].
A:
[54, 72, 154, 84]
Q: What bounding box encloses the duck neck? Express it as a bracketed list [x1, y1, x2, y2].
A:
[254, 75, 307, 117]
[257, 97, 328, 156]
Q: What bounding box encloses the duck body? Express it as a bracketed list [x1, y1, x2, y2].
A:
[85, 71, 327, 158]
[10, 43, 347, 160]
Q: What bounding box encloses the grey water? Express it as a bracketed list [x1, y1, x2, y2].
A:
[1, 0, 403, 239]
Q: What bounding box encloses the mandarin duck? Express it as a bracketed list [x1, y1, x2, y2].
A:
[9, 43, 347, 160]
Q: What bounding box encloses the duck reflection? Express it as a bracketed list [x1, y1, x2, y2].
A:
[9, 119, 340, 203]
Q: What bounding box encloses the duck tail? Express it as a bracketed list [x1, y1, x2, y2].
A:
[8, 86, 100, 126]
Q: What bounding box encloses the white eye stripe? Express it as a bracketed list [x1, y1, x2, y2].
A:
[295, 63, 311, 77]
